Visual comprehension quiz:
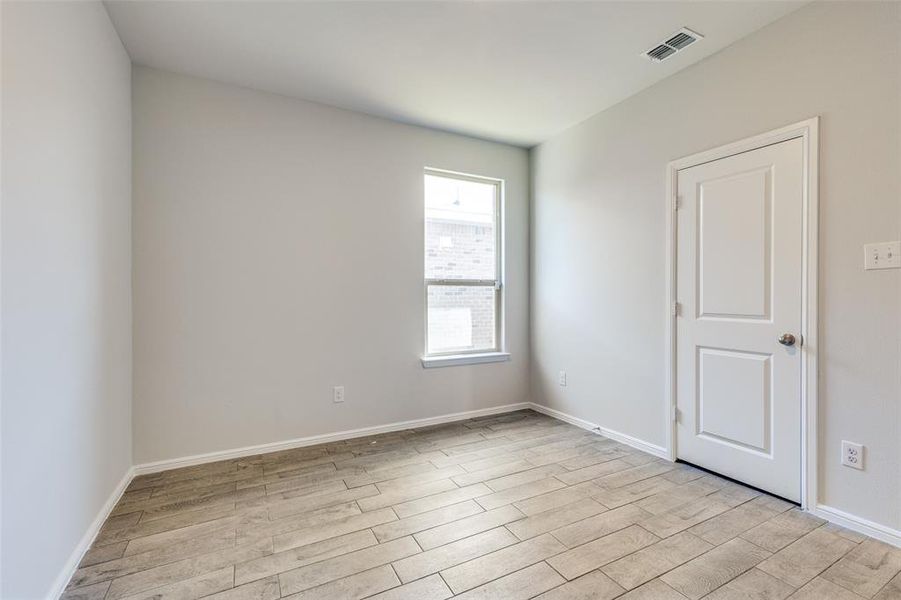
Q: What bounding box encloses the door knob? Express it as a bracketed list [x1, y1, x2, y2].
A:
[777, 333, 796, 346]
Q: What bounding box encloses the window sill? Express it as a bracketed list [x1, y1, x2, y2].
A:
[421, 352, 511, 369]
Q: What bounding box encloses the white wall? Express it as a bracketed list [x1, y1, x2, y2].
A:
[1, 2, 133, 598]
[132, 68, 529, 464]
[532, 1, 900, 532]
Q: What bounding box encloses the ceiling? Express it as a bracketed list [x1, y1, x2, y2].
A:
[105, 1, 804, 147]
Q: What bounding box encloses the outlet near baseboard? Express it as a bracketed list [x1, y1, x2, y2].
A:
[841, 440, 864, 470]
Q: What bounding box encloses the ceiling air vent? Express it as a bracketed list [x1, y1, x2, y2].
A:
[665, 31, 698, 50]
[646, 44, 676, 62]
[644, 27, 704, 62]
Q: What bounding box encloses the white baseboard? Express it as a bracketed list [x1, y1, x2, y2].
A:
[54, 399, 901, 600]
[527, 401, 597, 431]
[813, 504, 901, 549]
[593, 424, 671, 461]
[528, 402, 670, 460]
[527, 402, 901, 548]
[54, 403, 530, 597]
[133, 402, 531, 475]
[48, 466, 135, 600]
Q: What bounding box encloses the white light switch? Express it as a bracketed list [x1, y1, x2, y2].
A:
[864, 241, 901, 270]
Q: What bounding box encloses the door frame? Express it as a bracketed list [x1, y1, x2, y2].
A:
[664, 117, 820, 509]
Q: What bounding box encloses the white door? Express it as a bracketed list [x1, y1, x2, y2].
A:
[676, 137, 803, 502]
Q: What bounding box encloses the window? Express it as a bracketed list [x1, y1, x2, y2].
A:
[424, 169, 504, 361]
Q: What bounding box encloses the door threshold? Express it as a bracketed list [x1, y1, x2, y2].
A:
[676, 459, 800, 507]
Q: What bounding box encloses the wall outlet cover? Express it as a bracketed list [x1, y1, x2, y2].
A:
[841, 440, 864, 470]
[558, 371, 567, 387]
[333, 386, 345, 403]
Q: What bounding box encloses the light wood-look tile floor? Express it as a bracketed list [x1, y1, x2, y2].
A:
[64, 410, 901, 600]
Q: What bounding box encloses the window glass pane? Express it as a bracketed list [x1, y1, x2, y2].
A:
[427, 285, 496, 353]
[425, 174, 496, 280]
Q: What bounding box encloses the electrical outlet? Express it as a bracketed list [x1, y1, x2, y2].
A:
[333, 386, 345, 403]
[558, 370, 567, 387]
[841, 440, 864, 470]
[864, 241, 901, 270]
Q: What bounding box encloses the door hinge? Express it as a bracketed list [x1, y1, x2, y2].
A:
[672, 301, 681, 317]
[672, 406, 680, 423]
[672, 195, 681, 211]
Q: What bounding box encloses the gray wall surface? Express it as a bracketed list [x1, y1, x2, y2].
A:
[132, 67, 530, 464]
[1, 2, 133, 597]
[531, 1, 900, 532]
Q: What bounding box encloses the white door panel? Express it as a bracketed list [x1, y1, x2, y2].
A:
[697, 167, 771, 320]
[676, 137, 803, 502]
[697, 347, 771, 453]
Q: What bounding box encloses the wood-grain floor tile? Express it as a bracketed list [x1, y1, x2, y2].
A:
[788, 577, 868, 600]
[364, 574, 453, 600]
[556, 458, 634, 486]
[393, 527, 518, 583]
[234, 529, 377, 586]
[822, 539, 901, 598]
[106, 539, 271, 600]
[451, 460, 536, 487]
[371, 499, 483, 542]
[507, 497, 607, 540]
[264, 484, 379, 520]
[547, 525, 659, 580]
[65, 411, 896, 600]
[619, 579, 689, 599]
[475, 477, 567, 511]
[640, 494, 734, 538]
[484, 464, 566, 492]
[413, 504, 524, 550]
[740, 509, 825, 553]
[277, 536, 419, 595]
[591, 474, 679, 509]
[357, 478, 458, 512]
[270, 506, 396, 553]
[702, 568, 795, 600]
[758, 528, 857, 588]
[512, 481, 602, 516]
[660, 537, 771, 600]
[60, 581, 112, 600]
[440, 533, 566, 594]
[203, 575, 280, 600]
[69, 529, 237, 589]
[635, 478, 723, 516]
[392, 483, 491, 519]
[283, 565, 399, 600]
[873, 571, 901, 600]
[79, 541, 128, 568]
[453, 562, 565, 600]
[117, 565, 234, 600]
[689, 495, 793, 546]
[550, 504, 649, 548]
[601, 531, 713, 590]
[533, 569, 625, 600]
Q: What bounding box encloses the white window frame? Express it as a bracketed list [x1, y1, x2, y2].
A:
[421, 168, 508, 368]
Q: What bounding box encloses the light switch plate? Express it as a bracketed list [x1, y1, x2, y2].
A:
[864, 241, 901, 270]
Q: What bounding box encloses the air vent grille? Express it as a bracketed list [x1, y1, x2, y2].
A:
[644, 27, 704, 62]
[665, 32, 697, 50]
[647, 44, 676, 61]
